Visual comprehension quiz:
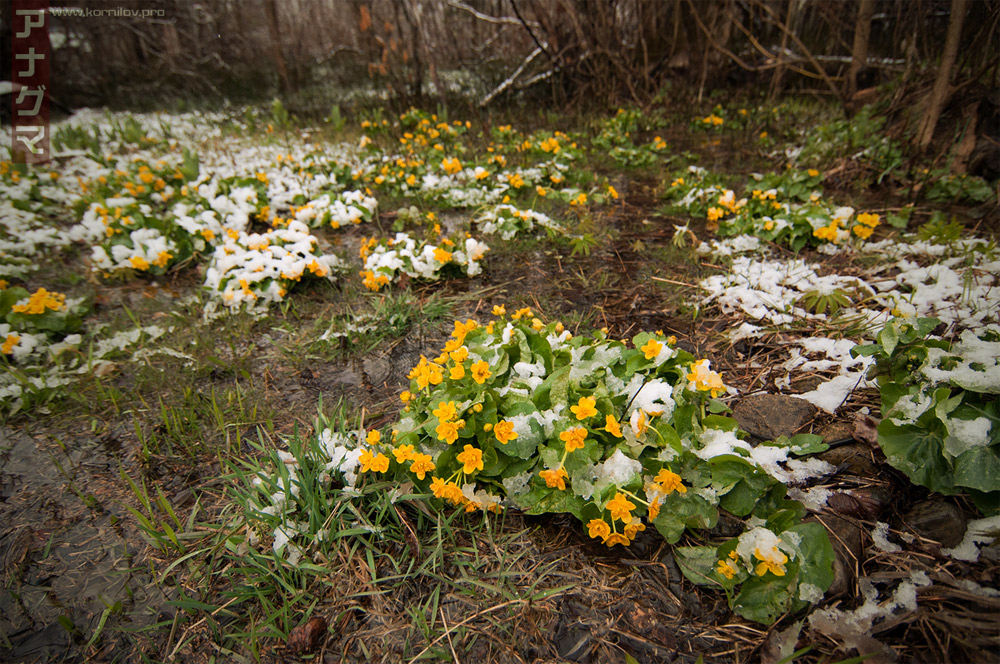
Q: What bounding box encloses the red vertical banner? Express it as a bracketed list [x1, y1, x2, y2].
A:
[11, 0, 50, 164]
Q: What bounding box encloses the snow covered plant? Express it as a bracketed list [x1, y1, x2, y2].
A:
[474, 204, 565, 240]
[853, 317, 1000, 513]
[202, 220, 343, 313]
[242, 313, 835, 622]
[290, 190, 377, 229]
[358, 232, 489, 291]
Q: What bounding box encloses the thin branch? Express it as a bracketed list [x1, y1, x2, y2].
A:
[446, 0, 534, 28]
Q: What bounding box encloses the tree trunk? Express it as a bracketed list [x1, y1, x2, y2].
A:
[263, 0, 292, 95]
[845, 0, 875, 102]
[914, 0, 968, 151]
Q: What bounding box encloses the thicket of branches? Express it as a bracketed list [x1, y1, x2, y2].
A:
[4, 0, 998, 154]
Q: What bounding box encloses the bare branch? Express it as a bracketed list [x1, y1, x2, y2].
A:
[446, 0, 535, 28]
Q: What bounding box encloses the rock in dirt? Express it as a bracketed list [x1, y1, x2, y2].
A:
[733, 394, 817, 440]
[818, 421, 854, 445]
[810, 514, 863, 598]
[900, 500, 968, 548]
[287, 616, 327, 654]
[817, 442, 878, 476]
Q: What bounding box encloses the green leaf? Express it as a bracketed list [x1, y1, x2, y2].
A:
[954, 445, 1000, 493]
[732, 573, 796, 624]
[675, 545, 721, 587]
[879, 323, 900, 357]
[878, 418, 956, 494]
[652, 493, 717, 543]
[787, 522, 834, 602]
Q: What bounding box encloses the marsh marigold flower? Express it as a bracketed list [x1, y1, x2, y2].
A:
[570, 395, 598, 420]
[604, 533, 630, 548]
[433, 400, 458, 422]
[456, 444, 484, 474]
[603, 414, 623, 438]
[471, 360, 491, 384]
[606, 492, 636, 524]
[366, 430, 381, 445]
[654, 468, 687, 495]
[393, 444, 415, 464]
[409, 453, 435, 480]
[494, 420, 518, 445]
[559, 427, 587, 452]
[716, 558, 738, 580]
[436, 419, 465, 444]
[640, 338, 663, 360]
[539, 467, 569, 490]
[754, 545, 788, 577]
[587, 519, 611, 540]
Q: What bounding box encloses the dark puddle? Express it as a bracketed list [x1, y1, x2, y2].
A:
[0, 426, 173, 663]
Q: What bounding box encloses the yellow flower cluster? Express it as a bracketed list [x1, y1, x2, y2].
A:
[686, 359, 726, 397]
[11, 288, 66, 315]
[702, 114, 724, 126]
[360, 269, 391, 291]
[852, 212, 880, 240]
[646, 468, 687, 519]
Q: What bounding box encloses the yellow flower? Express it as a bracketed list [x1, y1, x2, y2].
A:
[409, 453, 435, 480]
[587, 519, 611, 540]
[359, 448, 388, 473]
[852, 224, 874, 239]
[449, 364, 465, 380]
[687, 359, 726, 397]
[707, 207, 724, 222]
[570, 396, 598, 420]
[435, 419, 464, 444]
[456, 444, 484, 474]
[754, 546, 788, 577]
[623, 522, 646, 541]
[471, 360, 491, 384]
[1, 333, 20, 355]
[442, 157, 462, 174]
[11, 288, 66, 315]
[536, 185, 547, 197]
[430, 476, 448, 498]
[603, 414, 623, 438]
[492, 305, 506, 316]
[153, 251, 173, 268]
[494, 420, 518, 445]
[630, 409, 649, 439]
[559, 427, 587, 452]
[807, 169, 820, 177]
[539, 467, 568, 490]
[366, 430, 381, 446]
[434, 247, 453, 263]
[604, 532, 630, 548]
[400, 391, 412, 403]
[653, 468, 687, 495]
[640, 338, 663, 360]
[606, 492, 636, 524]
[607, 185, 619, 200]
[130, 255, 150, 270]
[716, 559, 738, 580]
[857, 212, 880, 227]
[433, 401, 458, 422]
[648, 495, 661, 519]
[393, 444, 415, 464]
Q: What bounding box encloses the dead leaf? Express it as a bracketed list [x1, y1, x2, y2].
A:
[287, 616, 327, 654]
[853, 412, 879, 446]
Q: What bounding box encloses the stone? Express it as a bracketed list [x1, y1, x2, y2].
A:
[733, 394, 817, 440]
[809, 514, 863, 598]
[900, 500, 968, 548]
[817, 442, 878, 476]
